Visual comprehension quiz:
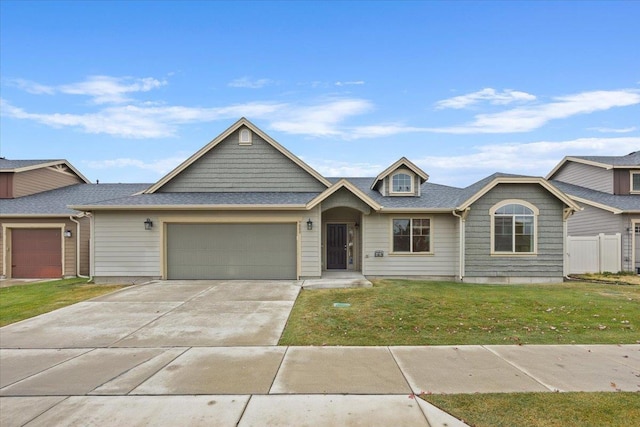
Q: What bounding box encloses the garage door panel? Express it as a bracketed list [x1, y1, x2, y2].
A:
[11, 229, 63, 278]
[167, 223, 297, 280]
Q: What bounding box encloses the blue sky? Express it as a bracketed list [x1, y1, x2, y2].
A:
[1, 1, 638, 187]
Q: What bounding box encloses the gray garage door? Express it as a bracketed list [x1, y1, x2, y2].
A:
[166, 223, 297, 280]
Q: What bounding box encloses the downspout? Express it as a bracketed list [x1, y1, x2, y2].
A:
[563, 207, 574, 280]
[70, 214, 91, 281]
[451, 209, 465, 281]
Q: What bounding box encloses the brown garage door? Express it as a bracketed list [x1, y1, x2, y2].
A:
[11, 229, 63, 278]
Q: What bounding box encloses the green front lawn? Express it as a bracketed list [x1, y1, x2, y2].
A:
[0, 278, 128, 327]
[280, 279, 639, 346]
[422, 392, 640, 427]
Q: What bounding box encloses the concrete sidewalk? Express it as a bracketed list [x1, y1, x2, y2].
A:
[1, 344, 638, 426]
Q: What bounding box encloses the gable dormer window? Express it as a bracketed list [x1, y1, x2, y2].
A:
[239, 128, 252, 145]
[391, 172, 413, 194]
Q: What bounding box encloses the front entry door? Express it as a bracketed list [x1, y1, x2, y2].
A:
[327, 224, 347, 269]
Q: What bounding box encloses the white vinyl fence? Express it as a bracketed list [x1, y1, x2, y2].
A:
[567, 233, 621, 274]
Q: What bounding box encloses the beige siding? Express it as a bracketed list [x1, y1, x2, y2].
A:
[553, 162, 613, 193]
[0, 218, 81, 278]
[92, 208, 322, 280]
[362, 213, 458, 277]
[13, 167, 84, 197]
[158, 128, 326, 193]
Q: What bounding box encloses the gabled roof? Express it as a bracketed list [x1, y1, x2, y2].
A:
[550, 180, 640, 214]
[307, 179, 382, 211]
[547, 151, 640, 179]
[0, 183, 149, 217]
[370, 157, 429, 190]
[0, 158, 90, 183]
[144, 117, 332, 193]
[455, 173, 581, 212]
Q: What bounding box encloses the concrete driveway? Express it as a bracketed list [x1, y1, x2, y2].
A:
[0, 280, 301, 349]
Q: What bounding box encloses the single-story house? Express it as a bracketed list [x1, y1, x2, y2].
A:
[70, 118, 580, 284]
[0, 158, 147, 278]
[547, 152, 640, 272]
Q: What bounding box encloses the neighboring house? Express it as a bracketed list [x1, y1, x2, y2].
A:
[71, 118, 579, 284]
[547, 152, 640, 272]
[0, 158, 147, 278]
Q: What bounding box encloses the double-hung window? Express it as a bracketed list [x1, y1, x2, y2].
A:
[491, 201, 537, 254]
[392, 218, 430, 253]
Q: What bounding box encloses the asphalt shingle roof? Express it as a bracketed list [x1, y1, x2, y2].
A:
[0, 159, 63, 171]
[551, 180, 640, 212]
[1, 183, 150, 215]
[571, 151, 640, 167]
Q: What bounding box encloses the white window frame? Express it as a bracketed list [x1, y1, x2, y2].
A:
[630, 171, 640, 194]
[490, 200, 539, 256]
[390, 171, 414, 195]
[390, 217, 432, 254]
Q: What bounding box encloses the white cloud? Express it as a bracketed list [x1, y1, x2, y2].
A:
[415, 137, 640, 176]
[10, 76, 166, 104]
[86, 156, 188, 175]
[269, 98, 374, 137]
[0, 98, 285, 138]
[430, 89, 640, 134]
[228, 77, 273, 89]
[335, 81, 365, 86]
[588, 126, 637, 133]
[435, 88, 536, 110]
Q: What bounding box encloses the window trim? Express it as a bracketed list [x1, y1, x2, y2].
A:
[630, 170, 640, 194]
[239, 128, 252, 145]
[489, 200, 539, 256]
[390, 217, 433, 255]
[390, 170, 414, 195]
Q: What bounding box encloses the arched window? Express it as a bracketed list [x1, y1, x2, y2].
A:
[391, 172, 413, 193]
[239, 128, 252, 145]
[490, 201, 538, 254]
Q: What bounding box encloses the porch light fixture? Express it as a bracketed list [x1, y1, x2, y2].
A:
[306, 218, 313, 230]
[144, 218, 153, 230]
[64, 230, 72, 238]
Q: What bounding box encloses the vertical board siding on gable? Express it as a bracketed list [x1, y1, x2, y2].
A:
[158, 129, 326, 193]
[92, 209, 322, 278]
[554, 162, 613, 193]
[613, 169, 633, 195]
[465, 184, 565, 278]
[93, 212, 162, 277]
[13, 168, 84, 198]
[362, 213, 458, 276]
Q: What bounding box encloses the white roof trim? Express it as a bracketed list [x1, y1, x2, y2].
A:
[370, 157, 429, 190]
[307, 179, 382, 211]
[144, 117, 331, 193]
[566, 195, 623, 214]
[546, 156, 617, 179]
[457, 177, 581, 212]
[0, 160, 90, 184]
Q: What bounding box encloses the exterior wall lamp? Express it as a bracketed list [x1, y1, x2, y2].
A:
[64, 230, 72, 238]
[144, 218, 154, 230]
[306, 218, 313, 230]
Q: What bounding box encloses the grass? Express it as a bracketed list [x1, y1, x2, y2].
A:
[0, 278, 128, 327]
[421, 392, 640, 427]
[279, 279, 639, 346]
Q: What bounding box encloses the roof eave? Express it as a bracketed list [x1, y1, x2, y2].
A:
[68, 204, 310, 211]
[307, 179, 382, 211]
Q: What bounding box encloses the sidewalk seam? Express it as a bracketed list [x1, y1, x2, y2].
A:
[482, 345, 561, 392]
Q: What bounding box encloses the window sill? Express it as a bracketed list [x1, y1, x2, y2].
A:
[490, 252, 537, 257]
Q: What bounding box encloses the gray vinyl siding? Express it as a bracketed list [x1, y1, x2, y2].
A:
[158, 128, 326, 193]
[465, 184, 565, 279]
[13, 167, 84, 197]
[567, 206, 637, 271]
[362, 212, 458, 277]
[321, 188, 371, 214]
[553, 162, 613, 193]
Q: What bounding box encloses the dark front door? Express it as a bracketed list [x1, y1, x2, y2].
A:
[327, 224, 347, 269]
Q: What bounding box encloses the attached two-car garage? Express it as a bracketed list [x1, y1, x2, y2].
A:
[166, 223, 298, 280]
